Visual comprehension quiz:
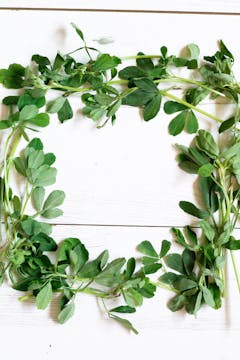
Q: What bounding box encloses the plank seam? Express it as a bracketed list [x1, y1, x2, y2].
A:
[1, 8, 240, 16]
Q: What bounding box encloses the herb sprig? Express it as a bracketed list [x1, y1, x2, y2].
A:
[0, 23, 240, 333]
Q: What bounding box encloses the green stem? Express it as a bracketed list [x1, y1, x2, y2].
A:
[75, 287, 111, 298]
[230, 250, 240, 293]
[156, 76, 226, 98]
[50, 82, 92, 93]
[20, 182, 33, 219]
[160, 90, 223, 123]
[121, 54, 161, 60]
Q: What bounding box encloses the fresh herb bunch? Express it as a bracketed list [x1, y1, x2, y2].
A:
[0, 23, 239, 333]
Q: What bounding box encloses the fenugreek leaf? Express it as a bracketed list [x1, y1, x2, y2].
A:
[36, 282, 52, 310]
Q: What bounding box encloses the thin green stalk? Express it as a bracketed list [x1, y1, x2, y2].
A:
[121, 54, 161, 60]
[156, 76, 227, 98]
[230, 250, 240, 294]
[75, 287, 111, 298]
[50, 82, 92, 93]
[20, 182, 33, 219]
[160, 90, 223, 123]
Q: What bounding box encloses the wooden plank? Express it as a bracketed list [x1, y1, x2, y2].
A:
[1, 0, 240, 14]
[0, 11, 238, 226]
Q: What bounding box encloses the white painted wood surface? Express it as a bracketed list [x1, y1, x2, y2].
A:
[1, 0, 240, 13]
[1, 8, 240, 360]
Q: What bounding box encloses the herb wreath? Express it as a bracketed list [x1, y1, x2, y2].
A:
[0, 23, 239, 334]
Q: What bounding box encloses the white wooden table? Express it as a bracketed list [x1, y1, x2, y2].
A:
[1, 2, 240, 359]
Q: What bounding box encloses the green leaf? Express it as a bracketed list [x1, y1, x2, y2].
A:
[32, 186, 45, 211]
[219, 40, 234, 60]
[187, 43, 200, 60]
[224, 237, 240, 250]
[185, 87, 209, 106]
[77, 251, 109, 279]
[122, 89, 154, 106]
[0, 120, 12, 129]
[44, 153, 56, 166]
[95, 258, 126, 287]
[185, 110, 198, 134]
[168, 294, 187, 312]
[221, 142, 240, 159]
[36, 282, 52, 310]
[32, 54, 50, 67]
[31, 233, 57, 251]
[142, 263, 162, 274]
[195, 130, 219, 159]
[182, 249, 195, 274]
[29, 113, 49, 127]
[57, 99, 73, 123]
[118, 66, 146, 80]
[41, 208, 63, 219]
[172, 227, 189, 249]
[0, 63, 25, 89]
[215, 256, 226, 269]
[134, 78, 158, 93]
[124, 258, 136, 279]
[164, 101, 188, 114]
[173, 277, 197, 291]
[194, 291, 203, 314]
[14, 157, 27, 177]
[159, 240, 171, 258]
[69, 242, 89, 273]
[13, 195, 21, 213]
[216, 229, 231, 246]
[110, 306, 136, 314]
[179, 201, 209, 219]
[143, 95, 161, 121]
[137, 241, 158, 258]
[47, 97, 66, 113]
[202, 286, 215, 308]
[138, 280, 156, 298]
[200, 220, 215, 242]
[21, 218, 42, 235]
[136, 52, 154, 70]
[43, 190, 65, 211]
[19, 105, 38, 121]
[107, 99, 121, 118]
[3, 95, 19, 105]
[168, 111, 186, 136]
[123, 288, 143, 307]
[71, 22, 84, 41]
[109, 314, 138, 335]
[199, 177, 213, 210]
[53, 53, 65, 70]
[165, 253, 185, 274]
[28, 150, 45, 169]
[93, 54, 121, 72]
[184, 226, 198, 245]
[28, 137, 43, 150]
[158, 272, 179, 285]
[88, 107, 106, 121]
[32, 166, 57, 187]
[219, 117, 235, 133]
[198, 163, 214, 177]
[58, 302, 75, 324]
